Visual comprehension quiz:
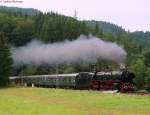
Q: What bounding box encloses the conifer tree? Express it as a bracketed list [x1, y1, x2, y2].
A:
[0, 32, 12, 86]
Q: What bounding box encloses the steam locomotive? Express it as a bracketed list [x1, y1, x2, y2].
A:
[9, 69, 136, 92]
[91, 70, 135, 92]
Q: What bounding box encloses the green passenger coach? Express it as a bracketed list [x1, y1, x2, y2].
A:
[9, 72, 93, 89]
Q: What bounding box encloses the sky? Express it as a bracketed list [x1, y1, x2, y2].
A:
[0, 0, 150, 32]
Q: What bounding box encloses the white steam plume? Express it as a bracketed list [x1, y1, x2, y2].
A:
[11, 35, 127, 66]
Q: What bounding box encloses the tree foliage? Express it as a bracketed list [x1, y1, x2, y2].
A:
[130, 59, 146, 88]
[143, 49, 150, 67]
[0, 32, 12, 86]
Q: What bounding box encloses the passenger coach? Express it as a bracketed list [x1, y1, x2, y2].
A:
[9, 72, 93, 89]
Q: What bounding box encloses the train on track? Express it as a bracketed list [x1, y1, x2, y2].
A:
[9, 69, 136, 93]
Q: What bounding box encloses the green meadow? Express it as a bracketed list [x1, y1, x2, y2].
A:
[0, 87, 149, 115]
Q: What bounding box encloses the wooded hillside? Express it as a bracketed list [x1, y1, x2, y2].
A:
[0, 6, 149, 90]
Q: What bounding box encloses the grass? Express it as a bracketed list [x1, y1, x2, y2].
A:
[0, 87, 150, 115]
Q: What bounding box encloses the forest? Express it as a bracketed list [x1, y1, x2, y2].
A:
[0, 6, 150, 91]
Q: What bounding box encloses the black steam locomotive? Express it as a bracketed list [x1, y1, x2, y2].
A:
[9, 70, 136, 92]
[91, 70, 135, 92]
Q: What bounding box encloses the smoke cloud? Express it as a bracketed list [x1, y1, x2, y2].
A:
[11, 35, 127, 66]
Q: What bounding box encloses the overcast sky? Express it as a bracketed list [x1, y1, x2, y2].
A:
[0, 0, 150, 32]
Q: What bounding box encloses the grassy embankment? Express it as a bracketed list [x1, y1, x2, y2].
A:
[0, 87, 149, 115]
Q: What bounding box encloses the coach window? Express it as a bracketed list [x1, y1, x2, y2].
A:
[65, 78, 68, 82]
[52, 78, 54, 81]
[67, 78, 69, 82]
[72, 78, 75, 82]
[49, 78, 53, 81]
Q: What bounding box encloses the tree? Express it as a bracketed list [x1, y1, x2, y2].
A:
[93, 22, 100, 36]
[63, 66, 76, 73]
[145, 68, 150, 91]
[0, 32, 12, 86]
[130, 59, 146, 89]
[20, 66, 37, 76]
[10, 20, 34, 46]
[143, 49, 150, 91]
[143, 49, 150, 67]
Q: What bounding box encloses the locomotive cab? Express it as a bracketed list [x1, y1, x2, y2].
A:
[75, 72, 93, 89]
